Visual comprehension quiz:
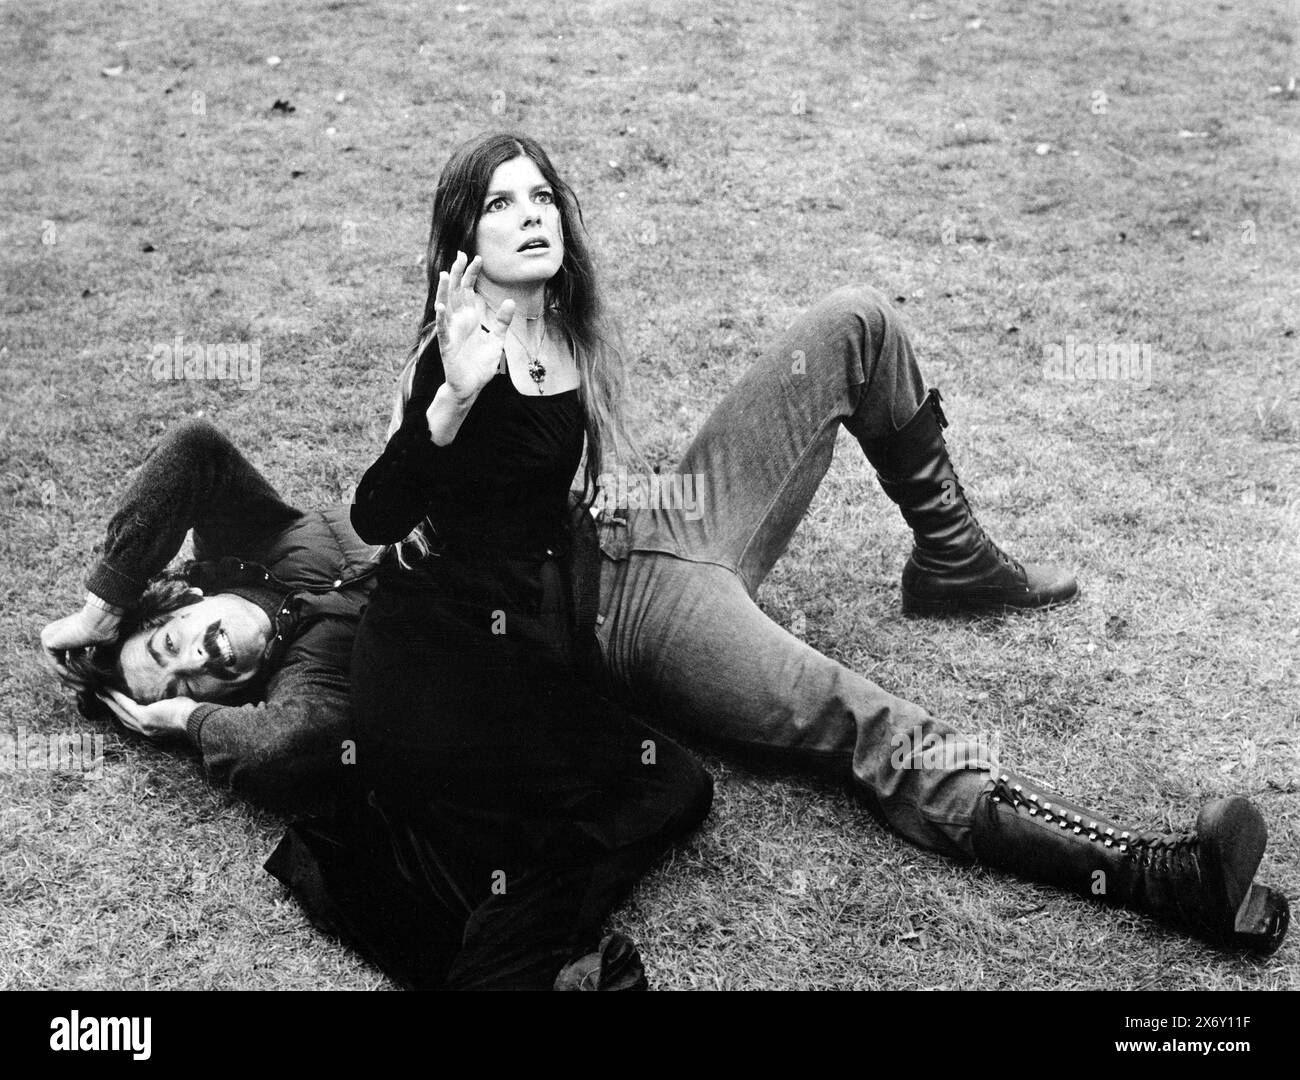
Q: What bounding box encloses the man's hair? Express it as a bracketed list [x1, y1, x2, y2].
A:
[69, 575, 204, 716]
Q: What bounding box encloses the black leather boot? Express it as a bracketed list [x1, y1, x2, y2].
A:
[859, 388, 1078, 614]
[971, 770, 1290, 956]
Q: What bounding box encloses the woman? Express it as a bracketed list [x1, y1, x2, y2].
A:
[278, 133, 712, 990]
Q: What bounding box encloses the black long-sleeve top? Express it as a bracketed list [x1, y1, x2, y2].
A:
[351, 338, 583, 556]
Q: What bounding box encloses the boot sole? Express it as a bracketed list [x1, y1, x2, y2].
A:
[901, 587, 1079, 616]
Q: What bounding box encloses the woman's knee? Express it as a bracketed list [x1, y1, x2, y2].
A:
[645, 733, 714, 832]
[158, 417, 227, 457]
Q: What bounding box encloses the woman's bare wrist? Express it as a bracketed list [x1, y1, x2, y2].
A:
[426, 383, 477, 446]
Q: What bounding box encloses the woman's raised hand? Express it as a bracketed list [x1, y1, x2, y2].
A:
[433, 251, 515, 403]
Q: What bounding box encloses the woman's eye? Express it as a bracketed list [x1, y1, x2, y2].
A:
[486, 197, 507, 212]
[535, 190, 554, 204]
[165, 633, 175, 654]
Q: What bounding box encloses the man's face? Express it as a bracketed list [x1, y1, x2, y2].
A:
[116, 594, 272, 704]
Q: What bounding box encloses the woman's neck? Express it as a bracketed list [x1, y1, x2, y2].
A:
[476, 276, 546, 321]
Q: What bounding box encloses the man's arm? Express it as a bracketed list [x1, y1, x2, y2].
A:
[184, 694, 352, 800]
[41, 599, 127, 685]
[99, 632, 355, 800]
[86, 418, 302, 609]
[182, 615, 357, 800]
[42, 419, 302, 682]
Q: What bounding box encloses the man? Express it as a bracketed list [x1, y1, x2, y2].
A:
[42, 419, 376, 801]
[42, 286, 1289, 961]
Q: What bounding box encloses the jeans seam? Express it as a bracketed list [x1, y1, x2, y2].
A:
[732, 403, 848, 596]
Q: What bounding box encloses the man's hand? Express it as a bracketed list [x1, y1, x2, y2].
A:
[40, 604, 123, 687]
[97, 688, 196, 740]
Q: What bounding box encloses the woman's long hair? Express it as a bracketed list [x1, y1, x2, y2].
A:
[386, 132, 633, 561]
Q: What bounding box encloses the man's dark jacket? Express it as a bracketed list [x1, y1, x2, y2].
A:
[83, 421, 381, 799]
[82, 419, 599, 801]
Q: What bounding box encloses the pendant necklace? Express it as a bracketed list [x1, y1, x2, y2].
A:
[482, 294, 548, 393]
[510, 315, 548, 394]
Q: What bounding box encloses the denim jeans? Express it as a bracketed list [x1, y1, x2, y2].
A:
[592, 285, 995, 860]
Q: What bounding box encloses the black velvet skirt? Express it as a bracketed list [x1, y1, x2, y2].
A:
[263, 547, 709, 989]
[351, 548, 700, 863]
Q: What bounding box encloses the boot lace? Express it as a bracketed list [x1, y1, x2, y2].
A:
[928, 391, 1024, 575]
[1127, 832, 1200, 870]
[947, 464, 1024, 575]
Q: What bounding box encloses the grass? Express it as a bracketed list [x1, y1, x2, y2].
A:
[1, 0, 1297, 990]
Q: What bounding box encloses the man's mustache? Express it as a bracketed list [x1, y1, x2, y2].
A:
[202, 621, 239, 680]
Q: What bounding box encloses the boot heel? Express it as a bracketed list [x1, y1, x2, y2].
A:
[1231, 883, 1290, 956]
[901, 589, 960, 616]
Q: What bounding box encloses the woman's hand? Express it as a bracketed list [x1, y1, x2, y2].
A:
[433, 251, 516, 404]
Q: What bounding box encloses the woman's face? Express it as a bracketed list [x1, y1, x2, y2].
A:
[473, 155, 565, 290]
